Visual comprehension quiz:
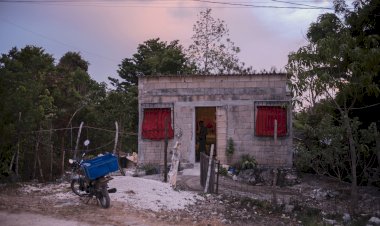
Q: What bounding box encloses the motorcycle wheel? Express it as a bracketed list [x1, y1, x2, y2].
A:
[98, 189, 110, 208]
[71, 178, 87, 196]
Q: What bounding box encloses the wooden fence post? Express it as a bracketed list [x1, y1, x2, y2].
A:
[74, 122, 84, 160]
[164, 117, 169, 182]
[113, 121, 119, 155]
[204, 144, 214, 193]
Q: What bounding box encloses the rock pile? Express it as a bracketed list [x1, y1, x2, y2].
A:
[237, 167, 300, 186]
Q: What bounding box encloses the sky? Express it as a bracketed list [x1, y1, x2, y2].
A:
[0, 0, 337, 86]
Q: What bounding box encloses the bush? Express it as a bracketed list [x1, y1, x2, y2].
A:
[234, 154, 257, 171]
[226, 137, 235, 156]
[219, 167, 228, 176]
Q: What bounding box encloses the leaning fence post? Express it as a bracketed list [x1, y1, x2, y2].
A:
[74, 122, 84, 160]
[204, 144, 214, 193]
[113, 121, 119, 155]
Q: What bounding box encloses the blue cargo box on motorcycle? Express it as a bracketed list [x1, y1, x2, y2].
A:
[82, 153, 119, 180]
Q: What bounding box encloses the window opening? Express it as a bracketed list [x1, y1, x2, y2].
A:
[255, 104, 288, 137]
[142, 108, 174, 140]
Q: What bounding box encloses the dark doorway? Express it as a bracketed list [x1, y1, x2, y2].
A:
[195, 107, 216, 162]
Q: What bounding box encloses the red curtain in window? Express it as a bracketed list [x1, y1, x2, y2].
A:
[255, 106, 287, 137]
[142, 108, 174, 140]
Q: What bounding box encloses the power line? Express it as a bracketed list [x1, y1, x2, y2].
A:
[192, 0, 332, 10]
[271, 0, 331, 10]
[0, 0, 334, 10]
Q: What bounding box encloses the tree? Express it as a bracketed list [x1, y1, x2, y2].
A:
[57, 51, 89, 72]
[108, 38, 194, 152]
[0, 45, 56, 180]
[53, 52, 104, 176]
[187, 8, 251, 75]
[294, 106, 350, 180]
[54, 51, 101, 125]
[0, 46, 127, 182]
[92, 87, 139, 153]
[340, 0, 380, 128]
[287, 0, 380, 211]
[110, 38, 194, 90]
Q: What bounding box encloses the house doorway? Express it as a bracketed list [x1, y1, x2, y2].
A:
[195, 107, 216, 162]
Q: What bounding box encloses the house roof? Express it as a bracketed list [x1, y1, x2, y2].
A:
[137, 73, 289, 78]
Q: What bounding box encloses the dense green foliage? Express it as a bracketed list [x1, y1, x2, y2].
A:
[109, 38, 194, 90]
[0, 46, 138, 181]
[0, 46, 56, 180]
[287, 0, 380, 209]
[294, 105, 378, 185]
[0, 36, 197, 181]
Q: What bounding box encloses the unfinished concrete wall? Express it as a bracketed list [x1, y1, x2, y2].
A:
[216, 106, 227, 162]
[174, 105, 194, 163]
[138, 74, 292, 167]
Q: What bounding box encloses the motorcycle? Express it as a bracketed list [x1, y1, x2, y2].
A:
[69, 152, 118, 208]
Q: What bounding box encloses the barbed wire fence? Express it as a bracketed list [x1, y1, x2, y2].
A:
[9, 123, 137, 182]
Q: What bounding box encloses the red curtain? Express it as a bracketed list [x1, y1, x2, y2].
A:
[142, 108, 174, 140]
[255, 106, 287, 137]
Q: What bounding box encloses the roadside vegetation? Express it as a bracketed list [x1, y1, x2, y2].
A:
[287, 0, 380, 214]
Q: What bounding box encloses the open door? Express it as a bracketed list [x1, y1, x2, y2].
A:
[195, 107, 216, 162]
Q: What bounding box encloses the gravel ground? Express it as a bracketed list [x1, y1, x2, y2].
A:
[17, 174, 204, 212]
[108, 176, 204, 212]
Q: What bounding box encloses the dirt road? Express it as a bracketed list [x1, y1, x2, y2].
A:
[0, 181, 194, 226]
[0, 211, 93, 226]
[0, 177, 300, 226]
[1, 173, 379, 226]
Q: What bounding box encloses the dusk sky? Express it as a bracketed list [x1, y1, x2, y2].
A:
[0, 0, 340, 85]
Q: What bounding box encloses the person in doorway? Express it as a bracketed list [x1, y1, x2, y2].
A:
[198, 120, 208, 156]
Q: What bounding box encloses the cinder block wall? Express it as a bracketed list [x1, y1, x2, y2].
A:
[138, 74, 293, 167]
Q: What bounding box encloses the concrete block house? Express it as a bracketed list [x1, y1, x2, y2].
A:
[137, 74, 293, 168]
